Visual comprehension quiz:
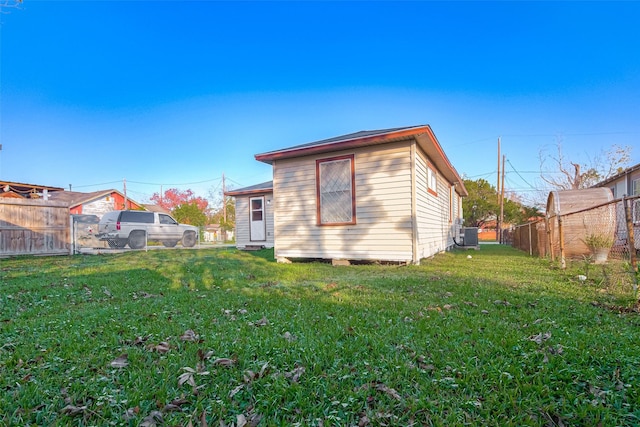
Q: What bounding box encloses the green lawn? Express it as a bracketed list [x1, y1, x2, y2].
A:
[1, 245, 639, 426]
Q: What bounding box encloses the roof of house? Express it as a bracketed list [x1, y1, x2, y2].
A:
[594, 162, 640, 188]
[0, 180, 65, 198]
[49, 189, 143, 209]
[225, 181, 273, 197]
[143, 204, 171, 214]
[254, 125, 467, 196]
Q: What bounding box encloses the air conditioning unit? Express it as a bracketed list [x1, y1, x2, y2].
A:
[455, 227, 479, 250]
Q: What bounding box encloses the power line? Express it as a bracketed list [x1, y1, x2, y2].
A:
[506, 159, 537, 190]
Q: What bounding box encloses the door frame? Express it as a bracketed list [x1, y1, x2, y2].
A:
[249, 196, 266, 242]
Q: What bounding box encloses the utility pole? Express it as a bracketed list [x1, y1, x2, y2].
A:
[222, 172, 227, 224]
[123, 178, 128, 210]
[499, 155, 506, 244]
[496, 137, 501, 241]
[222, 173, 228, 241]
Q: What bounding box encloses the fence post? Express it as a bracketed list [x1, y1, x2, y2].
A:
[546, 215, 554, 261]
[622, 196, 638, 292]
[558, 214, 566, 269]
[528, 223, 533, 256]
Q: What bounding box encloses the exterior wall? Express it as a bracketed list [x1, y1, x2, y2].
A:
[234, 192, 274, 249]
[414, 147, 461, 260]
[273, 141, 414, 262]
[72, 196, 117, 216]
[70, 193, 143, 216]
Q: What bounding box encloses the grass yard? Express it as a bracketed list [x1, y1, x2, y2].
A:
[1, 245, 639, 426]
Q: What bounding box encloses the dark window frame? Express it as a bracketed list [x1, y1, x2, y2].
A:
[315, 154, 356, 226]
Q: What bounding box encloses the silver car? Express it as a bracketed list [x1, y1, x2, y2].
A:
[96, 210, 198, 249]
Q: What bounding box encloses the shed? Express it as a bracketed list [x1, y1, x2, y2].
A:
[546, 188, 616, 259]
[225, 181, 274, 250]
[253, 125, 467, 264]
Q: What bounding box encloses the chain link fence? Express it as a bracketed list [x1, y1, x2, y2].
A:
[512, 195, 639, 294]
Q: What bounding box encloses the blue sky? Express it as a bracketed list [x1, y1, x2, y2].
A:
[1, 1, 639, 206]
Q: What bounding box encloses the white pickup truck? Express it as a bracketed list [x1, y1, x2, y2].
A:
[96, 210, 198, 249]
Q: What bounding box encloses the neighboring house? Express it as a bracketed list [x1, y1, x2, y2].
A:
[143, 204, 172, 215]
[225, 181, 274, 249]
[0, 180, 64, 199]
[594, 162, 640, 249]
[231, 125, 467, 264]
[49, 189, 144, 217]
[203, 224, 235, 242]
[595, 163, 640, 199]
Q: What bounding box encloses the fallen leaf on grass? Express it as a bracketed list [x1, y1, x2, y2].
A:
[529, 332, 552, 345]
[359, 414, 371, 426]
[178, 368, 197, 387]
[147, 341, 171, 353]
[244, 362, 269, 383]
[180, 329, 200, 342]
[282, 331, 297, 342]
[236, 412, 263, 427]
[131, 336, 149, 346]
[61, 404, 87, 417]
[285, 365, 305, 383]
[375, 383, 402, 400]
[212, 357, 236, 367]
[123, 406, 140, 420]
[110, 354, 129, 368]
[229, 384, 244, 398]
[140, 410, 163, 427]
[163, 397, 189, 412]
[198, 348, 215, 361]
[254, 317, 269, 327]
[493, 300, 511, 306]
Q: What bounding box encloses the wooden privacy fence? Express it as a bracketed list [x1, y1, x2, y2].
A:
[511, 220, 547, 257]
[0, 198, 71, 256]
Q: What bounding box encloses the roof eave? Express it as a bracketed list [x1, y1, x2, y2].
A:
[255, 126, 432, 164]
[225, 188, 273, 197]
[415, 130, 468, 197]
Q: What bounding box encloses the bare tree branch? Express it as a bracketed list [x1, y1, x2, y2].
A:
[539, 140, 632, 191]
[1, 0, 23, 14]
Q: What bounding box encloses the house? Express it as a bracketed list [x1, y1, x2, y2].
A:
[594, 162, 640, 250]
[225, 181, 274, 249]
[203, 224, 235, 243]
[48, 189, 144, 217]
[595, 162, 640, 199]
[230, 125, 467, 264]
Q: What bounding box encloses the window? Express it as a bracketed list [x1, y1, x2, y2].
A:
[316, 155, 355, 225]
[633, 178, 640, 196]
[427, 165, 437, 196]
[159, 214, 177, 225]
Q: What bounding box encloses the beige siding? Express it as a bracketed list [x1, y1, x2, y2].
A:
[415, 147, 458, 260]
[274, 141, 414, 262]
[233, 193, 274, 249]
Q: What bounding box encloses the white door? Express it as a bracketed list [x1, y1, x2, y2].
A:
[250, 196, 266, 241]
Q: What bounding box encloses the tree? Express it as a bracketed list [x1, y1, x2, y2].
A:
[173, 202, 207, 227]
[539, 142, 631, 190]
[463, 178, 541, 228]
[462, 179, 498, 228]
[149, 188, 209, 213]
[209, 197, 235, 233]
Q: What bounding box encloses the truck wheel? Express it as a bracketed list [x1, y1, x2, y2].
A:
[128, 231, 146, 249]
[182, 231, 197, 248]
[162, 240, 178, 248]
[108, 239, 126, 248]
